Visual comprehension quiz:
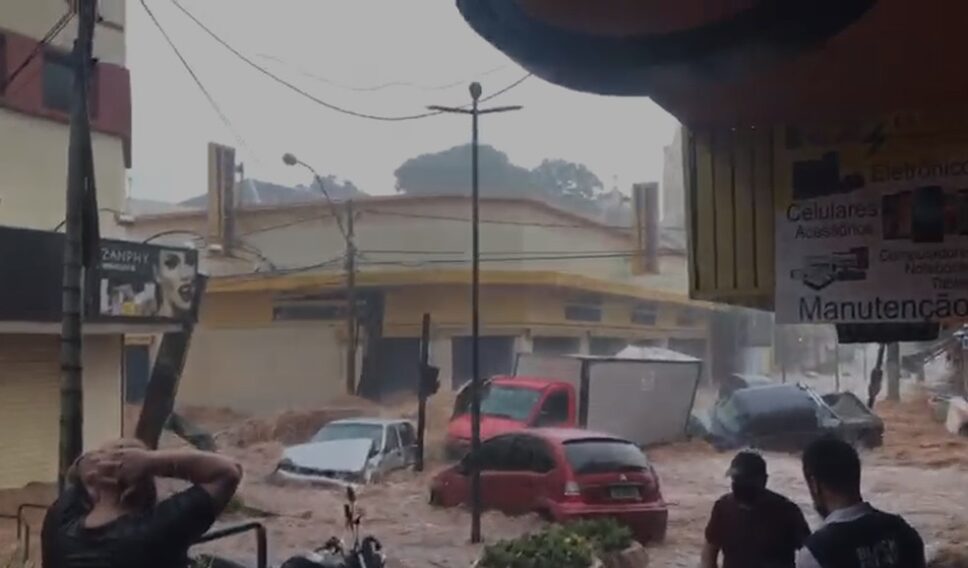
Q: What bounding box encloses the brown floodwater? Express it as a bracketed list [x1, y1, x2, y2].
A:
[191, 393, 968, 567]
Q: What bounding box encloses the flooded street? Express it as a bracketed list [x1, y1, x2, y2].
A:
[190, 392, 968, 567]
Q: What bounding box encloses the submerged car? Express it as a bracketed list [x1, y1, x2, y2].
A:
[430, 428, 668, 544]
[706, 384, 884, 452]
[275, 418, 417, 486]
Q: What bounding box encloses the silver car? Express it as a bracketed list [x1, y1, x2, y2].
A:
[275, 418, 417, 486]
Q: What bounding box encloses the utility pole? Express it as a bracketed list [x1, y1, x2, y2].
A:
[429, 84, 522, 544]
[59, 0, 98, 489]
[886, 342, 901, 401]
[282, 153, 358, 395]
[345, 199, 357, 395]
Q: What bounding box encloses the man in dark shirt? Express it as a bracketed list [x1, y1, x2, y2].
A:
[797, 436, 925, 568]
[702, 450, 811, 568]
[43, 438, 242, 568]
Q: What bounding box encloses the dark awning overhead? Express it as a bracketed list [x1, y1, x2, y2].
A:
[457, 0, 876, 97]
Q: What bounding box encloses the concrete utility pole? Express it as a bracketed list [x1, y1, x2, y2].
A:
[282, 153, 358, 394]
[344, 199, 357, 395]
[59, 0, 98, 489]
[886, 342, 901, 401]
[429, 84, 522, 544]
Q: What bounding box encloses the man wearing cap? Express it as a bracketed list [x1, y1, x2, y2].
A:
[702, 450, 811, 568]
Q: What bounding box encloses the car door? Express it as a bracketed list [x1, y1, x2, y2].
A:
[475, 435, 522, 512]
[379, 425, 406, 474]
[397, 422, 418, 466]
[503, 435, 556, 514]
[532, 389, 571, 427]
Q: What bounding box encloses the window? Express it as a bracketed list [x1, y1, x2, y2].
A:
[631, 302, 658, 326]
[507, 436, 555, 473]
[565, 294, 602, 322]
[534, 391, 569, 426]
[473, 435, 517, 471]
[385, 427, 401, 451]
[480, 385, 542, 422]
[563, 439, 649, 474]
[41, 50, 99, 116]
[397, 423, 416, 447]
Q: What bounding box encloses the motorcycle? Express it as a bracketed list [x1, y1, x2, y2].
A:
[281, 486, 387, 568]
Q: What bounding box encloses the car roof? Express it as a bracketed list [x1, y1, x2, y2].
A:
[528, 427, 630, 444]
[729, 384, 817, 414]
[492, 376, 570, 389]
[327, 417, 410, 427]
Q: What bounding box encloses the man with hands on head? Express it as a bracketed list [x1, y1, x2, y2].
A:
[42, 438, 242, 568]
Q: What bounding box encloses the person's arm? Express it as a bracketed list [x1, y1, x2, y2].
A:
[141, 449, 242, 509]
[117, 448, 242, 511]
[701, 500, 723, 568]
[791, 504, 812, 549]
[700, 542, 720, 568]
[796, 546, 823, 568]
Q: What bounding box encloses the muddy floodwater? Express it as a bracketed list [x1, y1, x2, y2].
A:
[189, 393, 968, 567]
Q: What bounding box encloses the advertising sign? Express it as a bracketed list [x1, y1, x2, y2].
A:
[776, 113, 968, 324]
[97, 241, 199, 321]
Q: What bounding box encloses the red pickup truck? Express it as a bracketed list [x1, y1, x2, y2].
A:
[444, 349, 704, 459]
[445, 376, 577, 459]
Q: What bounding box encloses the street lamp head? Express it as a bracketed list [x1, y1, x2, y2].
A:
[469, 82, 482, 101]
[282, 153, 299, 166]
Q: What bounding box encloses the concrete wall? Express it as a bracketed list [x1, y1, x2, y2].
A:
[0, 114, 128, 236]
[127, 198, 639, 280]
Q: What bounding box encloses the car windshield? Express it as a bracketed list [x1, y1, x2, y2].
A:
[563, 439, 649, 474]
[312, 423, 384, 451]
[479, 385, 542, 421]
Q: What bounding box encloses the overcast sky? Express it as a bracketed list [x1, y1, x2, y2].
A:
[127, 0, 679, 203]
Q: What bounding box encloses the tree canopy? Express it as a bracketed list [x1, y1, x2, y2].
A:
[394, 144, 605, 214]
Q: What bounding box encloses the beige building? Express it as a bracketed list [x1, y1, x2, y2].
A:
[0, 0, 139, 489]
[128, 180, 717, 414]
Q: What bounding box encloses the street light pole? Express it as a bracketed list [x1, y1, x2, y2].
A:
[429, 83, 522, 544]
[283, 154, 357, 394]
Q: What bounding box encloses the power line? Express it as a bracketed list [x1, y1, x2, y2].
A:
[234, 204, 634, 238]
[359, 207, 633, 230]
[360, 248, 644, 256]
[139, 0, 252, 155]
[3, 10, 74, 93]
[170, 0, 532, 122]
[255, 55, 509, 93]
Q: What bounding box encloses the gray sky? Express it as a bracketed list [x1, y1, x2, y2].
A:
[127, 0, 679, 203]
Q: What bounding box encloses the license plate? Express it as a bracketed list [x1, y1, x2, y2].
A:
[609, 486, 640, 500]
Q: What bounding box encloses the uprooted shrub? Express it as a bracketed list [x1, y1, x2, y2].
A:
[563, 518, 633, 555]
[480, 518, 634, 568]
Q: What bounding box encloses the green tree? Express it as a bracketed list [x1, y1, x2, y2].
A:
[394, 144, 536, 197]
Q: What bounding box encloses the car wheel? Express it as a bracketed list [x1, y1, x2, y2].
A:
[429, 490, 441, 506]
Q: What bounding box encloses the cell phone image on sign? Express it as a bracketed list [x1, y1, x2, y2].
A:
[790, 247, 869, 291]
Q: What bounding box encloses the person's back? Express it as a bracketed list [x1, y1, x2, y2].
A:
[797, 437, 925, 568]
[805, 504, 924, 568]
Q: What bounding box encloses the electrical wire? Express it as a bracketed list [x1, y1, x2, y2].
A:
[255, 55, 509, 93]
[3, 10, 75, 94]
[170, 0, 532, 122]
[235, 204, 634, 238]
[140, 0, 252, 155]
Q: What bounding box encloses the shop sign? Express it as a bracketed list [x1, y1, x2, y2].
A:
[96, 241, 199, 321]
[776, 112, 968, 323]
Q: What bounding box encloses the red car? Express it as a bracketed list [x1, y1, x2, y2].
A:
[429, 428, 668, 543]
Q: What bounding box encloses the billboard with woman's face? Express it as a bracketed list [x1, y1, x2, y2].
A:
[97, 241, 200, 321]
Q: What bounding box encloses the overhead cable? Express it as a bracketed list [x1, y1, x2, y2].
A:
[171, 0, 531, 122]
